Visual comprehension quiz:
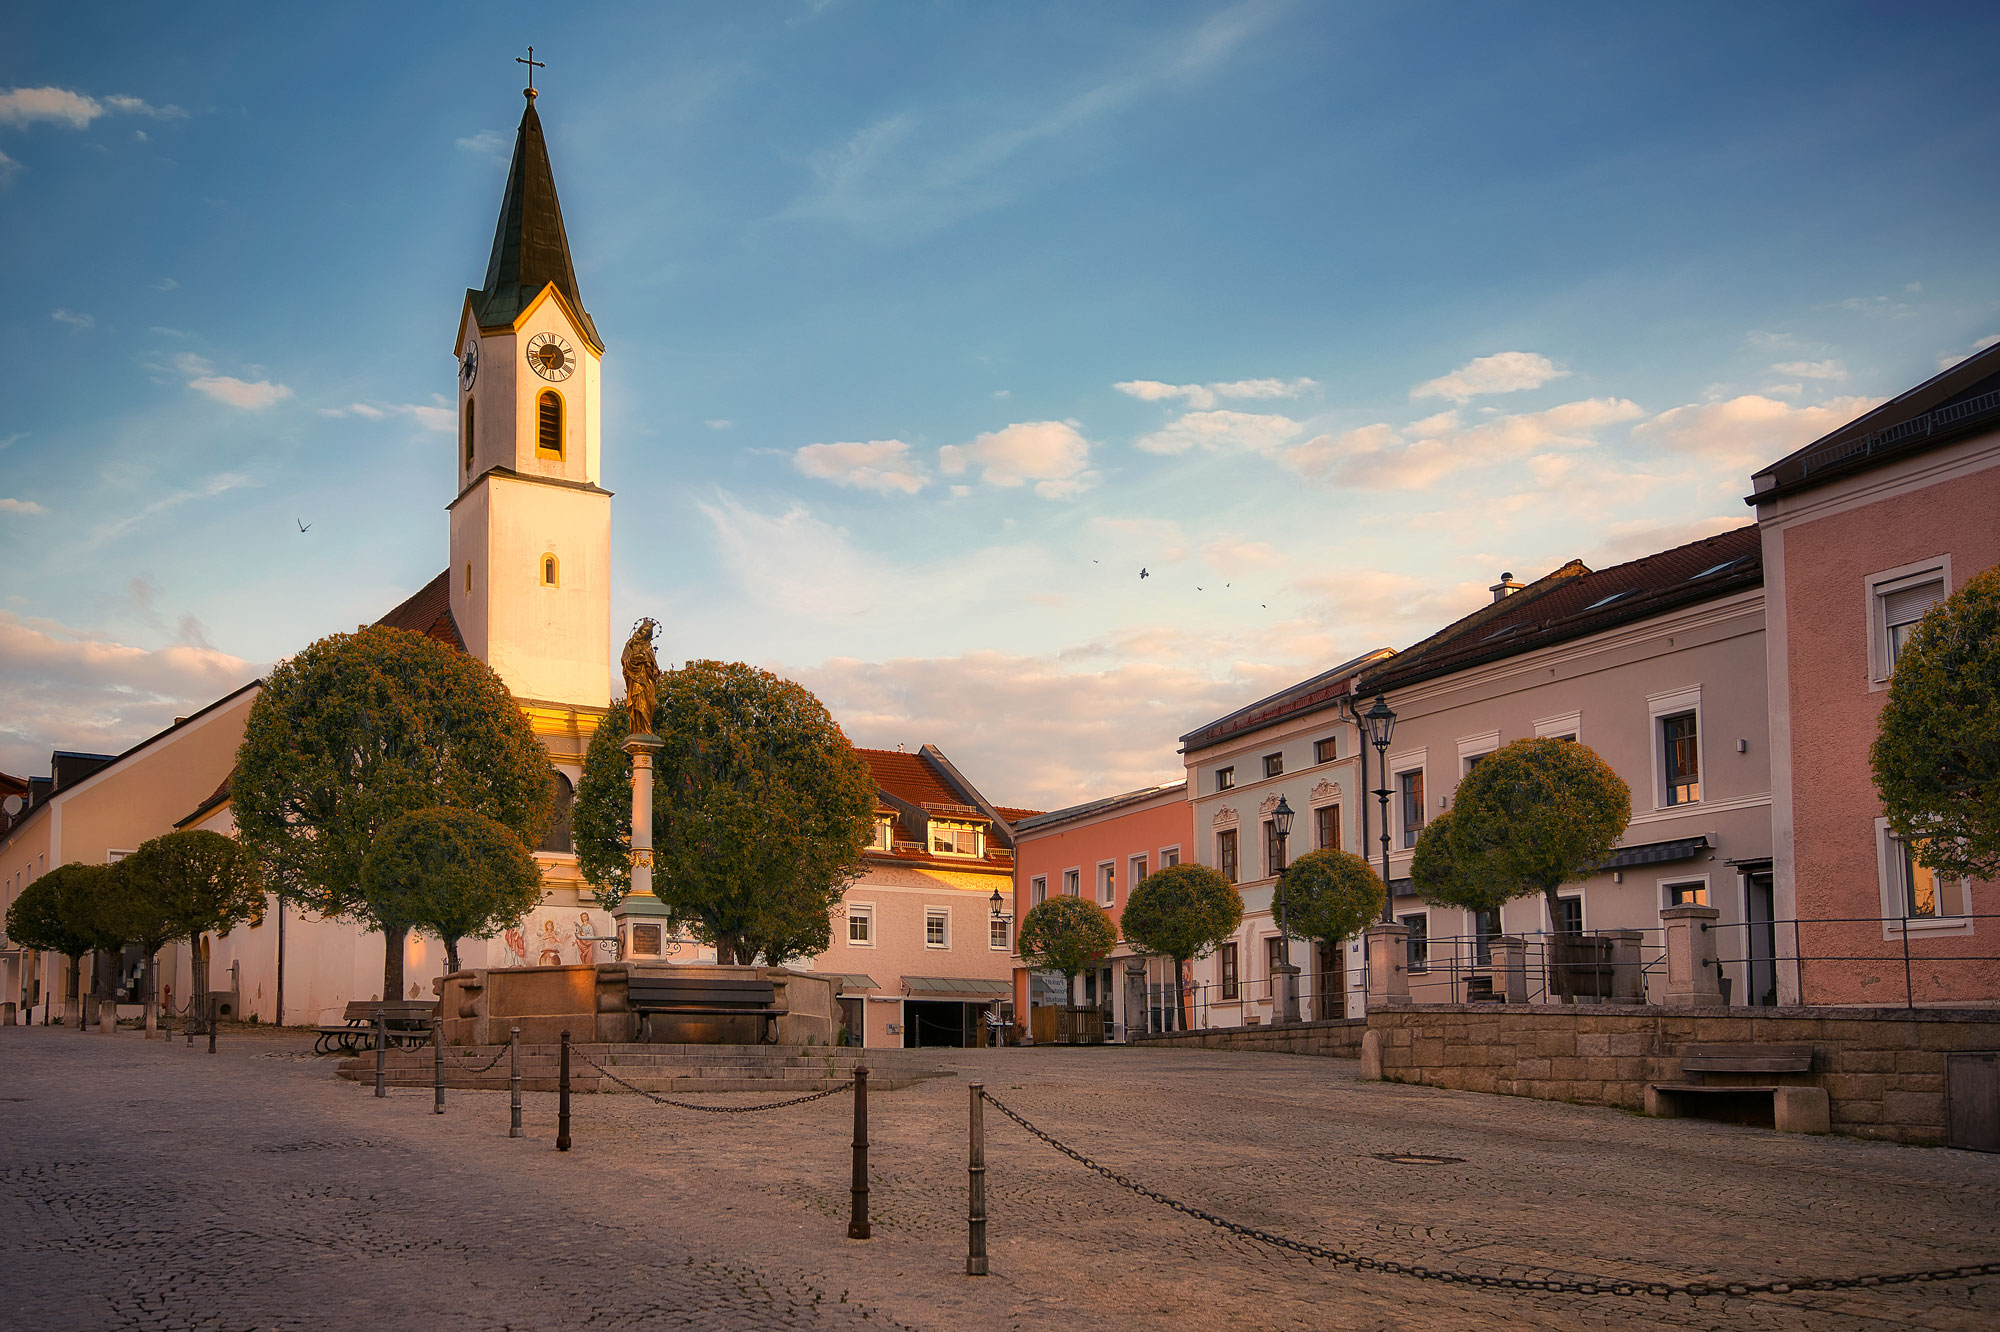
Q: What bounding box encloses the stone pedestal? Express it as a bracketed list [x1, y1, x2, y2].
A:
[1272, 963, 1301, 1025]
[1490, 935, 1529, 1003]
[1365, 923, 1412, 1007]
[1660, 904, 1724, 1007]
[1604, 928, 1645, 1003]
[614, 734, 670, 960]
[1123, 958, 1148, 1041]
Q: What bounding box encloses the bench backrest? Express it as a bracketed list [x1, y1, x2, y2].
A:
[343, 1000, 438, 1024]
[629, 977, 777, 1006]
[1681, 1042, 1814, 1074]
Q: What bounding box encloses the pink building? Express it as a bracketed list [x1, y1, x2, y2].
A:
[812, 745, 1036, 1048]
[1010, 783, 1189, 1040]
[1751, 343, 2000, 1005]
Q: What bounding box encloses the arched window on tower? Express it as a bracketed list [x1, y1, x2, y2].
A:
[465, 561, 473, 593]
[539, 772, 575, 854]
[537, 390, 563, 460]
[463, 398, 475, 473]
[541, 553, 559, 587]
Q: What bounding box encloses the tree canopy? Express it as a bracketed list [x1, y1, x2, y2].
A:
[1278, 849, 1386, 948]
[5, 863, 101, 960]
[1016, 896, 1118, 999]
[1121, 862, 1242, 1029]
[574, 662, 876, 966]
[362, 807, 545, 974]
[1873, 565, 2000, 881]
[118, 830, 264, 1030]
[231, 625, 552, 998]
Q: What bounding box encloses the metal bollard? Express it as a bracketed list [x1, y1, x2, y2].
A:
[967, 1082, 988, 1276]
[433, 1021, 445, 1115]
[556, 1030, 572, 1152]
[848, 1065, 871, 1240]
[374, 1006, 387, 1097]
[508, 1026, 523, 1138]
[207, 996, 217, 1055]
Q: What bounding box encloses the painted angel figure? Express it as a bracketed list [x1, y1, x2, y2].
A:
[621, 617, 662, 736]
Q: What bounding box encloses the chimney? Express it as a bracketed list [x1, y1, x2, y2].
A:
[1489, 572, 1524, 602]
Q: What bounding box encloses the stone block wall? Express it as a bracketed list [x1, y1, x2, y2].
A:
[1367, 1003, 2000, 1146]
[1132, 1017, 1365, 1058]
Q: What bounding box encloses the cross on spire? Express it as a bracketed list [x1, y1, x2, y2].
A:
[517, 46, 546, 98]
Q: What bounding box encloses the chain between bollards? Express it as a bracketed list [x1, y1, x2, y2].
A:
[508, 1026, 523, 1138]
[557, 1030, 572, 1151]
[433, 1019, 445, 1114]
[967, 1081, 988, 1276]
[373, 1006, 386, 1097]
[848, 1065, 870, 1240]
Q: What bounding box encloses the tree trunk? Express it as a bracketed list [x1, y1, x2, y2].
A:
[1544, 886, 1574, 1004]
[1171, 956, 1187, 1032]
[382, 923, 408, 1003]
[143, 949, 159, 1037]
[192, 936, 211, 1034]
[444, 937, 461, 976]
[64, 953, 83, 1029]
[96, 949, 117, 1034]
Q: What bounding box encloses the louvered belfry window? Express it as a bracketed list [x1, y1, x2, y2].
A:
[537, 391, 563, 457]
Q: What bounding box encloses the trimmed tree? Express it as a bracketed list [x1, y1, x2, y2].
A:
[363, 808, 544, 974]
[100, 857, 182, 1036]
[1016, 895, 1119, 1008]
[574, 663, 876, 966]
[1119, 862, 1244, 1032]
[119, 830, 264, 1032]
[1872, 565, 2000, 882]
[1410, 737, 1629, 1001]
[4, 863, 103, 1027]
[231, 625, 552, 1003]
[1277, 849, 1386, 1003]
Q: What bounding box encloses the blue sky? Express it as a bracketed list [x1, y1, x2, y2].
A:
[4, 2, 1998, 808]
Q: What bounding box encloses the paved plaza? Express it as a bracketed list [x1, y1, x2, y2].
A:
[3, 1026, 1999, 1331]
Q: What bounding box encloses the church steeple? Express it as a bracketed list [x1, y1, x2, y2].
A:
[471, 93, 600, 350]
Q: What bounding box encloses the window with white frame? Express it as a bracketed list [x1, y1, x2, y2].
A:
[1161, 845, 1181, 868]
[1866, 558, 1950, 686]
[1554, 894, 1584, 936]
[924, 907, 950, 948]
[1648, 686, 1703, 808]
[931, 822, 983, 857]
[847, 904, 874, 946]
[1315, 804, 1340, 851]
[1263, 752, 1284, 778]
[1062, 868, 1080, 896]
[1397, 769, 1425, 848]
[1663, 878, 1708, 907]
[1031, 875, 1047, 905]
[1216, 766, 1235, 791]
[1534, 711, 1581, 741]
[988, 916, 1010, 951]
[1398, 912, 1428, 972]
[1130, 853, 1148, 887]
[1877, 820, 1967, 927]
[1216, 828, 1239, 883]
[1314, 736, 1337, 764]
[873, 819, 893, 851]
[1098, 862, 1116, 904]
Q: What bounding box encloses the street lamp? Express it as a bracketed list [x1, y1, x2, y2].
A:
[1271, 794, 1299, 1024]
[1363, 694, 1398, 924]
[989, 888, 1005, 918]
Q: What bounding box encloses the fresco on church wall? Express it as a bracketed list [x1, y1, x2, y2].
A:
[498, 907, 614, 968]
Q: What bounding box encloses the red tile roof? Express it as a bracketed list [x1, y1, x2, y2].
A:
[855, 747, 967, 812]
[375, 570, 465, 651]
[992, 806, 1043, 824]
[1361, 525, 1763, 694]
[1180, 649, 1393, 755]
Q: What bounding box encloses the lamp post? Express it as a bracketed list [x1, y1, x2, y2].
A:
[1271, 794, 1298, 1024]
[988, 889, 1008, 1046]
[1362, 693, 1398, 924]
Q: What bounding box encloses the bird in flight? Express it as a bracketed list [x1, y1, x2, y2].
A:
[296, 519, 312, 533]
[1139, 568, 1149, 579]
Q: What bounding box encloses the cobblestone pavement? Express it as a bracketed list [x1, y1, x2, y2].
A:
[4, 1026, 1999, 1331]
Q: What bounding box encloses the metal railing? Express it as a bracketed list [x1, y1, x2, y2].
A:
[1708, 912, 2000, 1009]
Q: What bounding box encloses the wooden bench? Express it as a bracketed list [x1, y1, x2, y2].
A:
[1645, 1042, 1829, 1133]
[314, 1000, 437, 1055]
[628, 976, 781, 1043]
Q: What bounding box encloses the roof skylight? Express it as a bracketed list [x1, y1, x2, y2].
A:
[1584, 589, 1636, 610]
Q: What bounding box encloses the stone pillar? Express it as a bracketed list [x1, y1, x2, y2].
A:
[1273, 963, 1301, 1025]
[1659, 904, 1723, 1007]
[1124, 958, 1148, 1041]
[1365, 923, 1411, 1008]
[1604, 929, 1645, 1004]
[613, 734, 672, 961]
[1491, 935, 1529, 1003]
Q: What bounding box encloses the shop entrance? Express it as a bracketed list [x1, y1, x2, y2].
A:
[904, 1000, 979, 1047]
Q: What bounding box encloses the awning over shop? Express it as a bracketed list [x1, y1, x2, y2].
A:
[828, 973, 878, 993]
[1600, 835, 1709, 871]
[901, 976, 1012, 998]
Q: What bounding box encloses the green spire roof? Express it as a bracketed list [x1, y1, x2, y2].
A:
[470, 95, 600, 349]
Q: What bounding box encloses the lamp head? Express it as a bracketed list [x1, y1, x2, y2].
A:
[1363, 693, 1397, 751]
[1273, 794, 1294, 839]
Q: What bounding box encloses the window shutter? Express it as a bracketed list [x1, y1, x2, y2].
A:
[1883, 579, 1945, 628]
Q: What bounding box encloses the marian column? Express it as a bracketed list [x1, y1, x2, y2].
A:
[615, 619, 672, 959]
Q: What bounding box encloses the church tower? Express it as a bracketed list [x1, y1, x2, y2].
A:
[450, 87, 611, 710]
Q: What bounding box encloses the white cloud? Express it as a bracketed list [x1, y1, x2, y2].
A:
[318, 400, 451, 431]
[1938, 334, 2000, 370]
[0, 86, 184, 129]
[0, 611, 255, 779]
[1632, 393, 1881, 474]
[1284, 398, 1641, 490]
[89, 471, 257, 548]
[0, 150, 20, 182]
[1411, 352, 1568, 403]
[939, 420, 1096, 498]
[150, 277, 178, 292]
[1588, 517, 1750, 567]
[171, 351, 212, 375]
[705, 419, 734, 430]
[1134, 409, 1302, 456]
[1771, 359, 1845, 381]
[456, 130, 509, 161]
[50, 308, 92, 331]
[1290, 569, 1488, 639]
[0, 498, 46, 514]
[793, 439, 930, 495]
[189, 376, 292, 410]
[1115, 377, 1315, 410]
[1201, 537, 1282, 574]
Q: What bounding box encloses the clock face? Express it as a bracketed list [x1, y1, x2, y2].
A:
[526, 332, 575, 382]
[459, 342, 478, 390]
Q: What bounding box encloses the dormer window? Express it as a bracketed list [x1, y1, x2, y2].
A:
[931, 822, 983, 857]
[873, 819, 894, 851]
[537, 390, 564, 459]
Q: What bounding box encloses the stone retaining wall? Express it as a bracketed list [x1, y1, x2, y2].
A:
[1365, 1003, 2000, 1145]
[1132, 1017, 1365, 1058]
